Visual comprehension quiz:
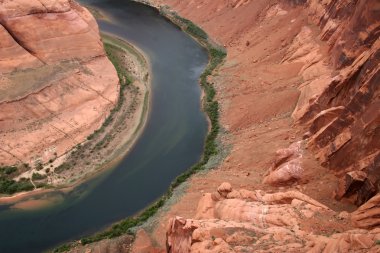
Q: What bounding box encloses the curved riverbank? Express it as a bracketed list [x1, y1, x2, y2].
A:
[53, 3, 227, 252]
[0, 34, 151, 208]
[0, 1, 210, 252]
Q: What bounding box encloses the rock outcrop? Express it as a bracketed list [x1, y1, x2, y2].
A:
[148, 0, 379, 203]
[352, 194, 380, 229]
[296, 0, 380, 206]
[166, 184, 380, 253]
[263, 141, 304, 185]
[0, 0, 118, 166]
[126, 0, 379, 252]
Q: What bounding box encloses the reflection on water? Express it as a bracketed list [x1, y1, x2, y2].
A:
[10, 195, 64, 211]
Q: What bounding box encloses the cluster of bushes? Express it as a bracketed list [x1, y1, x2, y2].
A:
[171, 13, 208, 40]
[55, 162, 71, 174]
[186, 22, 208, 40]
[0, 165, 31, 194]
[104, 43, 133, 86]
[0, 166, 17, 176]
[32, 172, 47, 181]
[0, 178, 34, 195]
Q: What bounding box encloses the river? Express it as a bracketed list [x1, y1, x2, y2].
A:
[0, 0, 208, 252]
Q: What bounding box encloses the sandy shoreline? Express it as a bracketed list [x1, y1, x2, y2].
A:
[0, 33, 152, 209]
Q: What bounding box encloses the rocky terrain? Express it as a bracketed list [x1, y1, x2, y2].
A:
[0, 1, 119, 187]
[0, 0, 118, 165]
[2, 0, 376, 252]
[125, 0, 379, 252]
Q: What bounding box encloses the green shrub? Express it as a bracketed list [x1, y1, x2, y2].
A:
[0, 178, 34, 194]
[32, 172, 47, 180]
[55, 163, 70, 174]
[172, 13, 208, 40]
[186, 22, 208, 40]
[35, 162, 43, 171]
[53, 244, 74, 253]
[0, 166, 17, 175]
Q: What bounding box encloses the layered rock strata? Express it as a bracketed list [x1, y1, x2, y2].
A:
[166, 183, 380, 253]
[0, 0, 118, 166]
[125, 0, 380, 252]
[148, 0, 379, 206]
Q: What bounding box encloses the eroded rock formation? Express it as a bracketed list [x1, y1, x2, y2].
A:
[126, 0, 380, 252]
[147, 0, 379, 203]
[0, 0, 118, 166]
[297, 0, 380, 206]
[166, 183, 380, 253]
[352, 193, 380, 229]
[263, 141, 304, 185]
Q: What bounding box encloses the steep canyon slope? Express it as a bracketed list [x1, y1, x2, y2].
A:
[128, 0, 379, 252]
[0, 0, 118, 168]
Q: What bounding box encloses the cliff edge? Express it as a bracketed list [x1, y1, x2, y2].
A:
[129, 0, 379, 252]
[0, 0, 119, 168]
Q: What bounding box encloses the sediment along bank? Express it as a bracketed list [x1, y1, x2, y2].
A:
[53, 4, 227, 252]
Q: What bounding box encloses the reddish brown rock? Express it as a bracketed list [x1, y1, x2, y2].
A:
[298, 0, 380, 204]
[126, 0, 380, 251]
[0, 0, 118, 166]
[309, 106, 345, 134]
[352, 194, 380, 229]
[217, 182, 232, 197]
[167, 217, 198, 253]
[335, 171, 368, 200]
[0, 24, 43, 72]
[165, 184, 380, 253]
[263, 141, 304, 185]
[2, 10, 104, 63]
[133, 229, 163, 253]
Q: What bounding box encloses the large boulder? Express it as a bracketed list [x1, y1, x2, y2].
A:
[263, 141, 304, 185]
[352, 194, 380, 229]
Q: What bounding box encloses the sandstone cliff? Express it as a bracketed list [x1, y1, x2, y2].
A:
[294, 0, 380, 206]
[126, 0, 380, 252]
[0, 0, 118, 167]
[149, 0, 380, 206]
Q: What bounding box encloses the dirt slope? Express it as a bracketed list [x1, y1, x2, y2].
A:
[127, 0, 380, 252]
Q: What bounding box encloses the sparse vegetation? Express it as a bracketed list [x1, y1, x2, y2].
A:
[32, 172, 47, 181]
[0, 166, 17, 175]
[53, 8, 226, 252]
[55, 162, 71, 174]
[0, 178, 34, 195]
[160, 7, 209, 40]
[0, 165, 37, 194]
[171, 12, 208, 40]
[84, 43, 132, 147]
[35, 162, 43, 171]
[54, 42, 134, 175]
